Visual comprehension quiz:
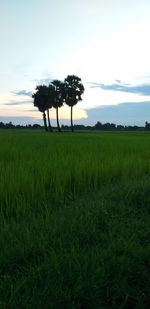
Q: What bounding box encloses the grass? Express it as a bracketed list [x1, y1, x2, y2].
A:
[0, 130, 150, 308]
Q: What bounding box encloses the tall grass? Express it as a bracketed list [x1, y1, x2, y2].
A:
[0, 131, 149, 212]
[0, 130, 150, 308]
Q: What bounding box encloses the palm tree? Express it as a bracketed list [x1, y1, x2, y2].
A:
[47, 84, 55, 132]
[32, 85, 53, 132]
[32, 87, 48, 131]
[51, 80, 64, 132]
[64, 75, 84, 132]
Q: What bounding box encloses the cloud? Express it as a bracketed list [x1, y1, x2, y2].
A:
[27, 109, 38, 112]
[90, 81, 150, 96]
[0, 116, 42, 125]
[5, 100, 32, 106]
[14, 90, 32, 97]
[85, 101, 150, 126]
[2, 90, 33, 106]
[34, 77, 54, 85]
[1, 101, 149, 126]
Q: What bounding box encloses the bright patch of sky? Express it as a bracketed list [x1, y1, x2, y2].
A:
[1, 0, 150, 125]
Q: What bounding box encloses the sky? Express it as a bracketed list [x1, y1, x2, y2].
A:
[1, 0, 150, 126]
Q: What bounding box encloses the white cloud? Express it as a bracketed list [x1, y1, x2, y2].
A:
[80, 86, 150, 110]
[59, 18, 150, 84]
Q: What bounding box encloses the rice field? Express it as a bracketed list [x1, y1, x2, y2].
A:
[0, 130, 150, 308]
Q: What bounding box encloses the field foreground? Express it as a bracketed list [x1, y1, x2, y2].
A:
[0, 131, 150, 308]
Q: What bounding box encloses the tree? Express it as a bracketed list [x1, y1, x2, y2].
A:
[51, 80, 64, 132]
[32, 85, 53, 132]
[47, 84, 54, 132]
[94, 121, 103, 130]
[145, 121, 150, 130]
[64, 75, 84, 132]
[32, 86, 49, 131]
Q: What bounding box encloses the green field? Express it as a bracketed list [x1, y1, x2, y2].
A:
[0, 130, 150, 308]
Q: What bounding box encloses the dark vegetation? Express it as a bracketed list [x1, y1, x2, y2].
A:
[32, 75, 84, 132]
[0, 130, 150, 308]
[0, 120, 150, 131]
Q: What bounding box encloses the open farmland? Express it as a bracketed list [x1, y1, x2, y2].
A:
[0, 130, 150, 308]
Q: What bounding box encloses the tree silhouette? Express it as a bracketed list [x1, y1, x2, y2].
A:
[32, 86, 48, 131]
[51, 80, 64, 132]
[47, 84, 55, 132]
[64, 75, 84, 132]
[32, 85, 54, 132]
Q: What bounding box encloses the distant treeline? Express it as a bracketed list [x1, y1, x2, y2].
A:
[0, 121, 150, 131]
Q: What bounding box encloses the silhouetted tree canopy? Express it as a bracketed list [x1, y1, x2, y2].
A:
[32, 75, 84, 133]
[32, 85, 49, 131]
[51, 80, 65, 132]
[0, 121, 147, 131]
[64, 75, 84, 132]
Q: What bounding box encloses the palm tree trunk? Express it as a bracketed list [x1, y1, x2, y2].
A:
[47, 109, 53, 132]
[56, 107, 61, 132]
[71, 106, 74, 132]
[43, 112, 48, 132]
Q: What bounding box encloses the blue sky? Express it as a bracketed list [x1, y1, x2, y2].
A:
[1, 0, 150, 125]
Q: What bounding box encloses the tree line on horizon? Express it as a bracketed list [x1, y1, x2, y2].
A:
[32, 75, 84, 132]
[1, 121, 150, 131]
